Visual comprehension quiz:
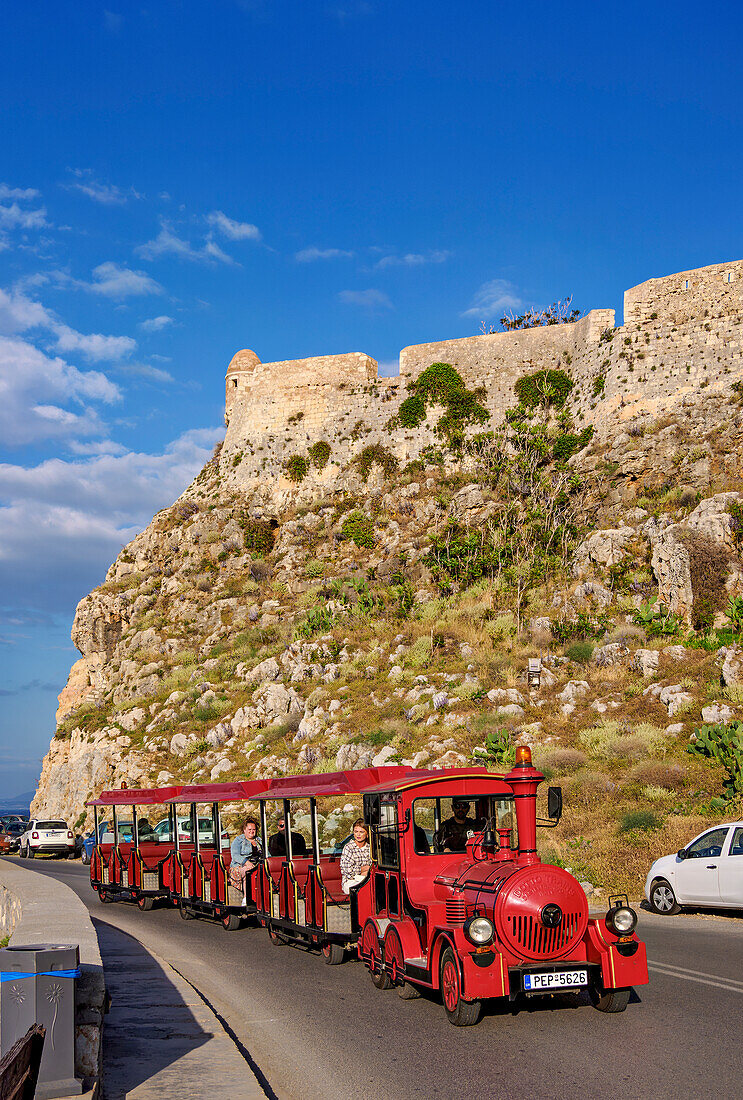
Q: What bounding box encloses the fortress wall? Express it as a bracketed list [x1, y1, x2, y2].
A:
[624, 259, 743, 326]
[219, 260, 743, 490]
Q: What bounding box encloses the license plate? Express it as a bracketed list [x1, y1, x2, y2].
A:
[524, 969, 588, 991]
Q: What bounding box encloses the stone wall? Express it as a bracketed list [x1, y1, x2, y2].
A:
[218, 259, 743, 492]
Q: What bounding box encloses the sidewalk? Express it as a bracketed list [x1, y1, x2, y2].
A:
[95, 920, 266, 1099]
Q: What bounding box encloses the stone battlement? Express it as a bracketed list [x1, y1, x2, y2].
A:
[220, 259, 743, 490]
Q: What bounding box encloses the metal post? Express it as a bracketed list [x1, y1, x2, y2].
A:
[310, 797, 320, 864]
[283, 799, 292, 860]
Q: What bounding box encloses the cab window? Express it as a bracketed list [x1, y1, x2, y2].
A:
[412, 795, 517, 854]
[686, 828, 729, 858]
[377, 799, 399, 870]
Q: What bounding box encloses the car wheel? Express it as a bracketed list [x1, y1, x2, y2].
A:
[81, 849, 90, 866]
[222, 913, 241, 931]
[19, 845, 26, 859]
[136, 895, 154, 912]
[397, 982, 421, 1000]
[28, 847, 35, 859]
[649, 878, 681, 915]
[440, 947, 481, 1026]
[592, 986, 631, 1013]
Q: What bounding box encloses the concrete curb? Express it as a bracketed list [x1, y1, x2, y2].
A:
[0, 858, 105, 1090]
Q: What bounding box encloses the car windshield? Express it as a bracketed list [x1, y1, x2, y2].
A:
[7, 823, 25, 834]
[37, 820, 67, 830]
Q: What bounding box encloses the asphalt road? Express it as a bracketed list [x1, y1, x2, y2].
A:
[12, 858, 743, 1100]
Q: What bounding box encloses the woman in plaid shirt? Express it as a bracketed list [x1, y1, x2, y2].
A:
[340, 819, 371, 893]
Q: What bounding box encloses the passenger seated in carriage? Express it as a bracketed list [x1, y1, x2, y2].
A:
[268, 817, 308, 857]
[229, 817, 262, 890]
[434, 799, 479, 852]
[340, 819, 371, 893]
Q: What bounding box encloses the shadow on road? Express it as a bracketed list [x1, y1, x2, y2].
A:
[93, 918, 213, 1099]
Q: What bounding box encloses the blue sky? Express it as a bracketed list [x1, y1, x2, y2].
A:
[0, 0, 741, 797]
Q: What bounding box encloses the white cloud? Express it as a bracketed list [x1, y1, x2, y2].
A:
[117, 362, 174, 383]
[0, 185, 40, 201]
[0, 427, 222, 609]
[376, 249, 450, 269]
[295, 246, 354, 262]
[461, 278, 523, 319]
[65, 169, 142, 205]
[139, 315, 173, 332]
[53, 325, 136, 362]
[0, 335, 120, 446]
[87, 261, 162, 298]
[338, 288, 392, 309]
[0, 287, 137, 363]
[206, 210, 261, 241]
[0, 203, 48, 231]
[136, 220, 236, 265]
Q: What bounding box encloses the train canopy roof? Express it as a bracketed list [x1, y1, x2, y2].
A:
[86, 785, 182, 807]
[252, 766, 416, 801]
[163, 780, 270, 803]
[359, 766, 507, 794]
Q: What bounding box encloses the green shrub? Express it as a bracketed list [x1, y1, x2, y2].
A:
[399, 362, 489, 445]
[240, 518, 275, 555]
[285, 455, 309, 482]
[472, 727, 515, 769]
[341, 510, 375, 548]
[514, 369, 573, 410]
[356, 444, 398, 481]
[553, 426, 594, 462]
[308, 441, 331, 470]
[618, 809, 663, 834]
[565, 640, 594, 663]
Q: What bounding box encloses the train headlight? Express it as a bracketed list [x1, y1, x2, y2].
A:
[606, 905, 637, 936]
[464, 916, 494, 946]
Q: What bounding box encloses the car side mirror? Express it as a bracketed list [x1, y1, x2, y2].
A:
[547, 786, 563, 822]
[677, 848, 687, 860]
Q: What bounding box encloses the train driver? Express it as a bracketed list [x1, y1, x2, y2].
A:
[229, 817, 262, 889]
[435, 799, 478, 852]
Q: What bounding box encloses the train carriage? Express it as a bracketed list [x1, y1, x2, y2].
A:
[89, 785, 182, 910]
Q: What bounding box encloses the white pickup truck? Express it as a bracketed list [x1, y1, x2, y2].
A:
[20, 818, 75, 859]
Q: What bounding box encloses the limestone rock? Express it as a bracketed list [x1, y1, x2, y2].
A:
[115, 707, 145, 731]
[631, 649, 660, 677]
[593, 643, 628, 667]
[335, 743, 374, 770]
[372, 745, 398, 766]
[170, 733, 190, 755]
[701, 703, 735, 724]
[572, 527, 634, 575]
[210, 758, 233, 781]
[722, 644, 743, 686]
[487, 688, 526, 706]
[557, 680, 590, 705]
[496, 704, 526, 719]
[659, 685, 693, 717]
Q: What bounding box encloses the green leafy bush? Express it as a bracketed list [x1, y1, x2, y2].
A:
[285, 455, 309, 482]
[514, 369, 573, 410]
[342, 510, 375, 548]
[565, 640, 594, 663]
[398, 362, 489, 445]
[356, 444, 398, 481]
[308, 441, 331, 470]
[688, 721, 743, 802]
[618, 809, 663, 834]
[631, 598, 681, 637]
[473, 727, 516, 769]
[239, 517, 276, 555]
[553, 426, 594, 462]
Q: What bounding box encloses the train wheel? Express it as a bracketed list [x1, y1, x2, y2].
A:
[398, 982, 421, 1000]
[591, 987, 631, 1013]
[179, 901, 195, 920]
[269, 927, 287, 945]
[440, 947, 481, 1026]
[362, 922, 392, 990]
[98, 888, 111, 904]
[383, 929, 404, 987]
[322, 942, 345, 965]
[222, 913, 241, 932]
[136, 895, 154, 912]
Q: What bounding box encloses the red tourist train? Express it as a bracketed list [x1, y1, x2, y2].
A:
[88, 748, 648, 1025]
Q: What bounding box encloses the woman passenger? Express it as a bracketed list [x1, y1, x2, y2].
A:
[340, 819, 371, 893]
[229, 817, 262, 890]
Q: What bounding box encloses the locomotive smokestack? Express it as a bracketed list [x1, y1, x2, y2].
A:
[504, 746, 543, 867]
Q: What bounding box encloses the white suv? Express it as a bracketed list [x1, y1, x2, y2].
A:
[20, 819, 75, 859]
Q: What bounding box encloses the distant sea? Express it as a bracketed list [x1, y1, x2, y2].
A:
[0, 791, 35, 815]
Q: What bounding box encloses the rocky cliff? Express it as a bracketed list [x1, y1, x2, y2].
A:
[33, 261, 743, 892]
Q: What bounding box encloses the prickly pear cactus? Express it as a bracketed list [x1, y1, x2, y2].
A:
[688, 721, 743, 802]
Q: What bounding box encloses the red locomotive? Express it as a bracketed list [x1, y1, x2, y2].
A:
[88, 747, 648, 1026]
